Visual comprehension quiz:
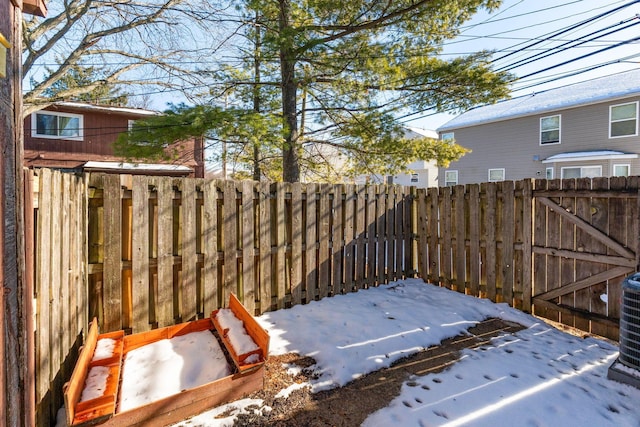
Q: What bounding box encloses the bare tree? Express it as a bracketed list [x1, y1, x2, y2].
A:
[21, 0, 229, 116]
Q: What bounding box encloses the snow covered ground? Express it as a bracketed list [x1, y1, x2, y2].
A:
[171, 279, 640, 427]
[58, 278, 640, 426]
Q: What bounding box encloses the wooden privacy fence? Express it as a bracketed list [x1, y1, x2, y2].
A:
[416, 180, 533, 311]
[414, 176, 640, 340]
[33, 169, 88, 426]
[32, 169, 640, 424]
[86, 173, 416, 334]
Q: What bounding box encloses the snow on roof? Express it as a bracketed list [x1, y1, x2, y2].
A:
[83, 161, 192, 172]
[404, 126, 438, 139]
[49, 102, 160, 117]
[438, 69, 640, 131]
[542, 150, 638, 163]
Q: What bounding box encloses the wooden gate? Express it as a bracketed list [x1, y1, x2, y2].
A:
[531, 177, 639, 338]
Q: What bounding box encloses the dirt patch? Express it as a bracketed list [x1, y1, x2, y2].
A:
[233, 318, 524, 426]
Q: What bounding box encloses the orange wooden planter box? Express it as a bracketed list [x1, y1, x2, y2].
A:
[64, 294, 269, 427]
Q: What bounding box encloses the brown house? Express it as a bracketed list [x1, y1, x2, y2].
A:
[23, 102, 205, 177]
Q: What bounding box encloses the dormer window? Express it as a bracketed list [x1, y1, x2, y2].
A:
[32, 111, 83, 140]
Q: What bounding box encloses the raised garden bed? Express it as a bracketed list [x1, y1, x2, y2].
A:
[64, 294, 269, 426]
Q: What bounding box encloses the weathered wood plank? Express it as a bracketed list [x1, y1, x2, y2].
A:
[241, 181, 256, 313]
[258, 182, 272, 313]
[541, 179, 561, 321]
[484, 183, 497, 301]
[521, 179, 533, 313]
[305, 184, 317, 301]
[60, 174, 71, 357]
[181, 178, 198, 321]
[559, 178, 577, 327]
[50, 172, 63, 377]
[223, 181, 238, 307]
[468, 184, 481, 297]
[376, 186, 387, 285]
[343, 184, 355, 292]
[102, 174, 122, 332]
[386, 185, 396, 283]
[202, 179, 219, 315]
[531, 247, 634, 267]
[601, 176, 625, 338]
[274, 183, 286, 307]
[355, 185, 366, 289]
[574, 178, 596, 333]
[35, 169, 52, 402]
[395, 186, 404, 280]
[536, 196, 634, 259]
[406, 186, 416, 278]
[454, 185, 466, 293]
[536, 266, 633, 301]
[427, 187, 439, 284]
[290, 183, 303, 305]
[502, 180, 515, 306]
[366, 185, 377, 286]
[332, 184, 344, 294]
[416, 189, 428, 280]
[156, 178, 174, 327]
[318, 184, 331, 297]
[132, 176, 150, 332]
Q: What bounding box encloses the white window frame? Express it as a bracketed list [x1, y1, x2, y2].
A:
[546, 167, 554, 179]
[444, 170, 458, 186]
[560, 165, 602, 179]
[540, 114, 561, 145]
[410, 173, 419, 183]
[613, 164, 630, 177]
[488, 168, 505, 182]
[609, 101, 638, 138]
[441, 132, 455, 142]
[32, 111, 84, 140]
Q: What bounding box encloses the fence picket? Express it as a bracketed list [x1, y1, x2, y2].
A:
[344, 185, 355, 292]
[305, 184, 317, 302]
[181, 178, 198, 321]
[332, 184, 344, 294]
[242, 181, 256, 313]
[318, 184, 331, 298]
[290, 183, 303, 306]
[258, 182, 272, 312]
[132, 176, 150, 332]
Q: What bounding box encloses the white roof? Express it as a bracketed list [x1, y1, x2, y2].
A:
[43, 102, 160, 117]
[404, 127, 438, 139]
[83, 161, 192, 172]
[542, 150, 638, 164]
[438, 69, 640, 131]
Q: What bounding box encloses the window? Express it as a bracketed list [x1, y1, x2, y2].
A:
[561, 166, 602, 179]
[488, 168, 505, 182]
[610, 102, 638, 138]
[441, 132, 454, 142]
[613, 164, 630, 177]
[32, 111, 83, 140]
[540, 115, 560, 144]
[546, 167, 554, 179]
[410, 173, 419, 183]
[444, 170, 458, 186]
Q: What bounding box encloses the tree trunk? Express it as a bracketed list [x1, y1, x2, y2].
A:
[252, 11, 262, 181]
[278, 0, 300, 183]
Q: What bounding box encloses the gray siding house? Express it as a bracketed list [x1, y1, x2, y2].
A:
[436, 69, 640, 186]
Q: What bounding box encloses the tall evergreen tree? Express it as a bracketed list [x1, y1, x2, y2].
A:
[117, 0, 512, 182]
